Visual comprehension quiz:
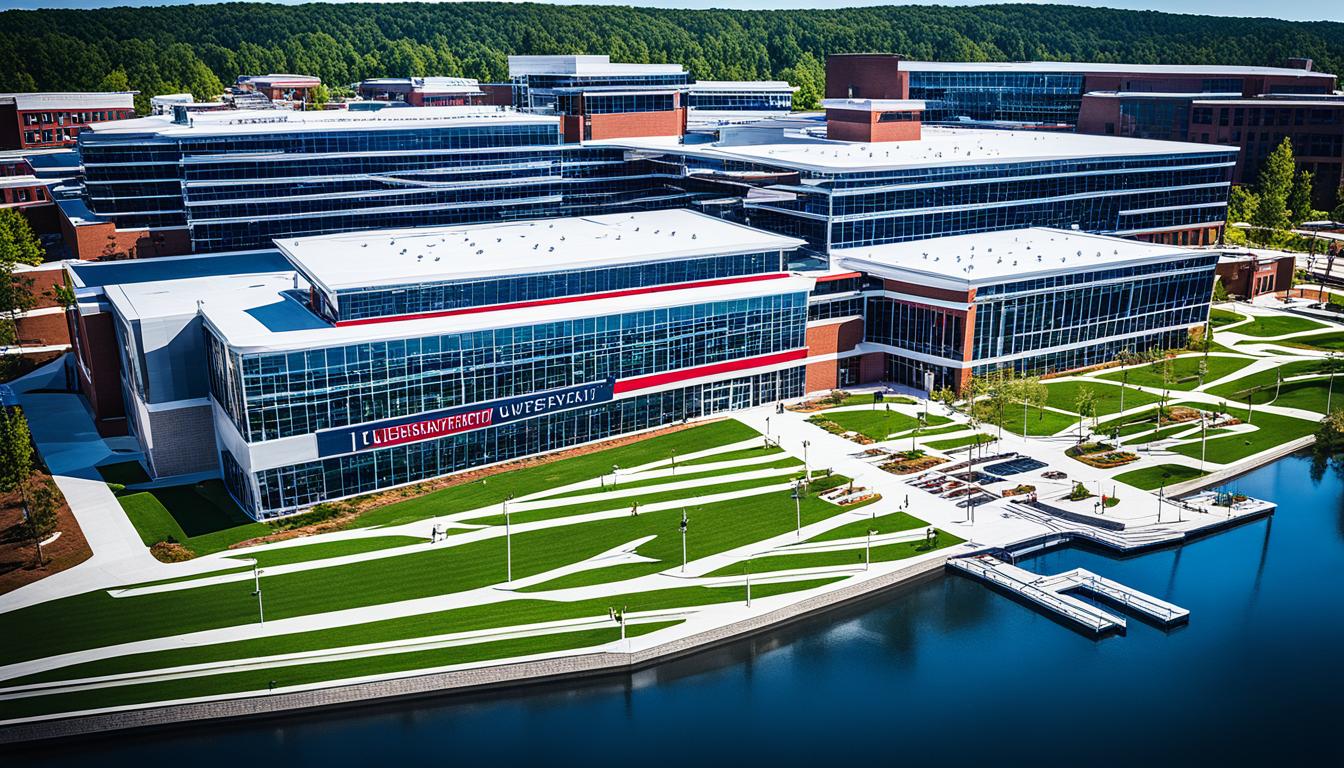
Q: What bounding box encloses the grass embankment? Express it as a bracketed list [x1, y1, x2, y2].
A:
[806, 510, 928, 542]
[1208, 308, 1246, 328]
[814, 409, 950, 441]
[351, 420, 759, 528]
[8, 579, 838, 691]
[1205, 360, 1344, 411]
[1232, 315, 1328, 338]
[1097, 355, 1254, 391]
[118, 481, 269, 556]
[1044, 380, 1162, 416]
[925, 433, 996, 451]
[1166, 401, 1317, 465]
[679, 444, 782, 467]
[0, 476, 851, 666]
[984, 404, 1080, 437]
[705, 530, 963, 576]
[226, 536, 429, 568]
[1112, 464, 1209, 491]
[0, 621, 685, 721]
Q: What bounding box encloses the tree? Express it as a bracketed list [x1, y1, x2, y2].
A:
[21, 477, 60, 566]
[96, 68, 131, 93]
[1075, 388, 1096, 442]
[1226, 185, 1258, 225]
[1212, 276, 1229, 303]
[1250, 138, 1295, 241]
[0, 209, 43, 347]
[308, 82, 331, 111]
[1289, 169, 1316, 226]
[780, 51, 823, 110]
[0, 407, 33, 494]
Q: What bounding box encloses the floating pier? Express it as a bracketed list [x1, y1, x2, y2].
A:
[949, 555, 1188, 635]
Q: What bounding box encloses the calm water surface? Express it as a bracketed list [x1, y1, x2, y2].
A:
[22, 453, 1344, 766]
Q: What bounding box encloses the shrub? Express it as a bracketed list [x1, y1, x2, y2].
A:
[1068, 482, 1093, 501]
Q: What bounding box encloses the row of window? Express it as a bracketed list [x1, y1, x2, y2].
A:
[231, 367, 802, 516]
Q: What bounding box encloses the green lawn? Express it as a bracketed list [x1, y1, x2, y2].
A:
[0, 621, 684, 721]
[680, 444, 782, 467]
[806, 510, 928, 542]
[1205, 361, 1344, 411]
[1045, 380, 1163, 417]
[901, 423, 969, 440]
[9, 578, 837, 690]
[351, 419, 758, 528]
[1276, 331, 1344, 351]
[1112, 464, 1209, 490]
[925, 433, 996, 451]
[226, 536, 428, 568]
[0, 476, 853, 666]
[537, 457, 800, 500]
[812, 409, 949, 441]
[832, 394, 917, 408]
[118, 481, 269, 555]
[1233, 314, 1328, 338]
[705, 530, 963, 576]
[1166, 401, 1317, 465]
[1125, 423, 1197, 445]
[1209, 308, 1247, 328]
[1097, 355, 1253, 391]
[96, 460, 151, 486]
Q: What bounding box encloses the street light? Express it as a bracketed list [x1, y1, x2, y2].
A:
[679, 509, 689, 572]
[791, 479, 802, 537]
[503, 494, 514, 583]
[611, 464, 620, 490]
[1157, 471, 1171, 524]
[802, 440, 811, 481]
[865, 528, 877, 570]
[249, 558, 265, 626]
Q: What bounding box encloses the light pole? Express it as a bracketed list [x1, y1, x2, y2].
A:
[802, 440, 811, 481]
[679, 509, 688, 572]
[250, 558, 265, 626]
[1329, 353, 1338, 413]
[792, 479, 802, 537]
[865, 528, 877, 570]
[503, 494, 514, 583]
[611, 464, 619, 490]
[1200, 413, 1208, 471]
[745, 566, 751, 607]
[1157, 471, 1171, 524]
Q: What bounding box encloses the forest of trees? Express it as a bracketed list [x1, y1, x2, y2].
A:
[0, 3, 1342, 114]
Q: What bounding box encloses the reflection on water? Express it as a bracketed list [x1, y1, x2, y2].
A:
[19, 454, 1344, 767]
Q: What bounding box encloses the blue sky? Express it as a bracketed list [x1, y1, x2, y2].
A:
[0, 1, 1338, 24]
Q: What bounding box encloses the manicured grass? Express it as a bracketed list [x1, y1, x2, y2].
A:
[1097, 355, 1254, 391]
[1205, 361, 1344, 410]
[118, 480, 269, 555]
[95, 460, 151, 486]
[352, 420, 758, 528]
[1166, 401, 1317, 465]
[833, 394, 918, 408]
[925, 433, 996, 451]
[1044, 380, 1162, 417]
[1112, 464, 1209, 491]
[987, 405, 1082, 437]
[1276, 331, 1344, 351]
[11, 579, 838, 689]
[813, 409, 943, 441]
[680, 444, 782, 466]
[226, 536, 428, 568]
[1125, 423, 1197, 445]
[0, 478, 852, 666]
[1209, 308, 1247, 328]
[537, 457, 800, 500]
[806, 510, 928, 543]
[901, 423, 968, 440]
[0, 621, 684, 721]
[1233, 314, 1328, 338]
[706, 530, 963, 576]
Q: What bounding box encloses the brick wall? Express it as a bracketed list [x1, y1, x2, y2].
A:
[145, 404, 218, 478]
[825, 55, 910, 100]
[61, 217, 192, 262]
[69, 309, 127, 436]
[582, 109, 686, 142]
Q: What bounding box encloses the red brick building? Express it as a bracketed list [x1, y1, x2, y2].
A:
[236, 75, 321, 110]
[0, 92, 136, 150]
[555, 86, 686, 143]
[823, 98, 924, 143]
[356, 77, 486, 107]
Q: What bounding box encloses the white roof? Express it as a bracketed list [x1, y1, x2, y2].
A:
[900, 60, 1335, 79]
[83, 106, 556, 138]
[360, 77, 484, 94]
[509, 55, 685, 77]
[836, 227, 1199, 288]
[0, 92, 135, 111]
[203, 271, 815, 353]
[822, 98, 926, 112]
[648, 126, 1236, 173]
[106, 271, 297, 323]
[276, 210, 805, 293]
[689, 81, 797, 92]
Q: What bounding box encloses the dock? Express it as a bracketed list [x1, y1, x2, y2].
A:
[948, 555, 1189, 635]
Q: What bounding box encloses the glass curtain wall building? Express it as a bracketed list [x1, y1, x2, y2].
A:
[79, 107, 685, 253]
[199, 211, 811, 517]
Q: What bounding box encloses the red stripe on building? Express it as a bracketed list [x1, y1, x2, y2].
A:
[613, 349, 808, 394]
[335, 272, 793, 327]
[814, 271, 862, 283]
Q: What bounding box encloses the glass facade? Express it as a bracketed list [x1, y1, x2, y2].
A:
[687, 89, 793, 111]
[207, 293, 808, 443]
[326, 251, 784, 322]
[865, 299, 967, 360]
[515, 73, 690, 113]
[236, 367, 802, 516]
[908, 71, 1086, 125]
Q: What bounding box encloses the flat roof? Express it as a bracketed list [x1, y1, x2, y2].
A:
[900, 60, 1336, 79]
[689, 81, 797, 92]
[106, 271, 296, 324]
[203, 271, 816, 354]
[822, 98, 926, 112]
[0, 92, 136, 110]
[69, 249, 294, 292]
[509, 55, 686, 77]
[276, 210, 806, 293]
[836, 227, 1199, 287]
[83, 106, 557, 138]
[633, 126, 1236, 174]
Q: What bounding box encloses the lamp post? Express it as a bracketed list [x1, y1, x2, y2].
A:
[679, 509, 688, 572]
[611, 464, 619, 490]
[1157, 471, 1171, 524]
[792, 479, 802, 537]
[503, 495, 514, 583]
[745, 566, 751, 607]
[249, 558, 265, 626]
[865, 528, 877, 570]
[802, 440, 811, 481]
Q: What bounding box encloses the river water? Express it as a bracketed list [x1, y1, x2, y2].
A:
[23, 453, 1344, 766]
